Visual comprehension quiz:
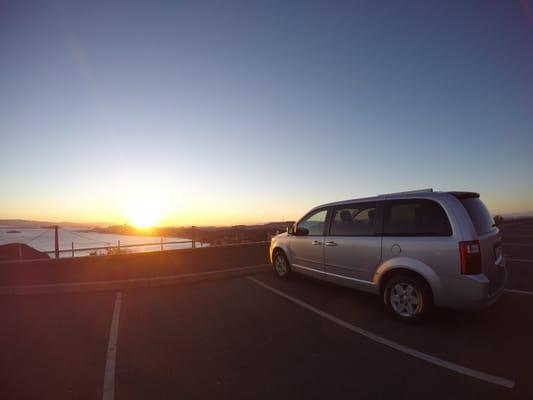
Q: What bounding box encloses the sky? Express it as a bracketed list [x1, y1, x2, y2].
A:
[1, 0, 532, 226]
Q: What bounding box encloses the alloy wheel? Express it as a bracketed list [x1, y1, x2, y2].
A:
[389, 283, 422, 318]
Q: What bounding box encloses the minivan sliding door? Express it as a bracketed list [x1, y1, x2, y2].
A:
[324, 202, 382, 289]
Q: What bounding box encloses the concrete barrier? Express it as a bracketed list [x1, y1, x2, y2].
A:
[0, 242, 270, 287]
[0, 264, 270, 296]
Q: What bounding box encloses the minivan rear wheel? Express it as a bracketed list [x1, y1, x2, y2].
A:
[273, 251, 290, 279]
[383, 274, 431, 322]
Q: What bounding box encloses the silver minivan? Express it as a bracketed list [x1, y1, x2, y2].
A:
[269, 189, 507, 321]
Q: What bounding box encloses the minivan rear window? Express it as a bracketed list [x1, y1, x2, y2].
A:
[460, 197, 494, 235]
[383, 199, 452, 236]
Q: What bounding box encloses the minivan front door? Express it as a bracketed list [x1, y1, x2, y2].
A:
[324, 202, 382, 291]
[289, 208, 328, 279]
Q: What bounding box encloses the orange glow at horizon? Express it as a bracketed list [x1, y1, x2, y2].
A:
[1, 183, 531, 227]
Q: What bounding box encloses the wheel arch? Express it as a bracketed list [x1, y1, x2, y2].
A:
[270, 243, 291, 264]
[374, 257, 441, 303]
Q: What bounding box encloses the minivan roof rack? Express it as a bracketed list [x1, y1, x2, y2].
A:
[378, 188, 433, 197]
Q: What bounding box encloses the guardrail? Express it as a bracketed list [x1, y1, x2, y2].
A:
[42, 239, 201, 258]
[1, 239, 273, 264]
[0, 238, 209, 263]
[1, 224, 278, 262]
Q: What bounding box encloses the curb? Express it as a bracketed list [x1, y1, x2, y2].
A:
[0, 264, 271, 296]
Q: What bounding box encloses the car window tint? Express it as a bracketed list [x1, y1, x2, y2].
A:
[298, 209, 327, 235]
[330, 203, 376, 236]
[384, 199, 452, 236]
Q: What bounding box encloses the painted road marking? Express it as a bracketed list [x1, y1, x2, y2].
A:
[505, 289, 533, 296]
[248, 276, 515, 389]
[507, 258, 533, 264]
[503, 234, 533, 238]
[103, 292, 122, 400]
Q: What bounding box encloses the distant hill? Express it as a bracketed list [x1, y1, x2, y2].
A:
[0, 243, 50, 261]
[0, 219, 107, 229]
[89, 222, 295, 245]
[498, 212, 533, 220]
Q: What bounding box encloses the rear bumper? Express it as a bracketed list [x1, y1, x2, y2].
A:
[482, 265, 508, 308]
[438, 262, 508, 310]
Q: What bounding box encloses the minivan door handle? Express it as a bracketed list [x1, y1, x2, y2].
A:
[325, 241, 337, 247]
[311, 240, 322, 246]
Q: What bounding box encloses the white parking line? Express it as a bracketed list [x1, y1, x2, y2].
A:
[248, 276, 515, 389]
[507, 258, 533, 264]
[505, 288, 533, 296]
[103, 292, 122, 400]
[503, 234, 533, 238]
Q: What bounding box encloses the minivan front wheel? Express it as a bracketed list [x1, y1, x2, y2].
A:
[273, 251, 290, 278]
[384, 274, 431, 322]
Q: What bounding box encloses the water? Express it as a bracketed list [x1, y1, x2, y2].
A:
[0, 228, 205, 258]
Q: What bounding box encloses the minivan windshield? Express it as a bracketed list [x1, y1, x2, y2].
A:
[460, 198, 495, 235]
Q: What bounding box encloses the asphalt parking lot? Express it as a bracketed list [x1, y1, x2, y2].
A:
[1, 222, 533, 399]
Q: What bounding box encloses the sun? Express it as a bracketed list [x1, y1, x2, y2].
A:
[126, 195, 161, 228]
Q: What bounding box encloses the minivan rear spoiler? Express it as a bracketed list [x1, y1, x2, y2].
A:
[448, 191, 480, 199]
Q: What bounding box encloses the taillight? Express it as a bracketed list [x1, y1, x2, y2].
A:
[459, 240, 482, 275]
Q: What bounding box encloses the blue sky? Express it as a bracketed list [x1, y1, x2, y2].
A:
[1, 0, 532, 224]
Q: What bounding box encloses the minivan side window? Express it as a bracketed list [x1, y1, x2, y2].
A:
[330, 203, 377, 236]
[297, 209, 328, 236]
[383, 199, 452, 236]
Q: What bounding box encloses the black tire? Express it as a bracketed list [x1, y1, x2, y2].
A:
[383, 273, 432, 322]
[272, 250, 291, 279]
